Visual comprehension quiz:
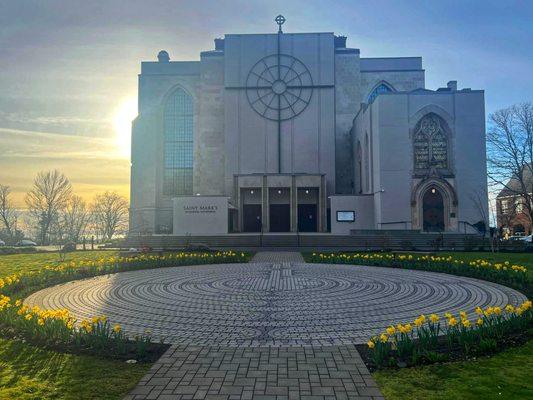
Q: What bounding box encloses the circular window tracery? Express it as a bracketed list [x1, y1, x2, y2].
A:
[245, 54, 313, 121]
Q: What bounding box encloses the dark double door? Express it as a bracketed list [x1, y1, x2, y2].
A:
[243, 203, 318, 232]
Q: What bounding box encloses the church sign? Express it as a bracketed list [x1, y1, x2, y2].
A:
[173, 196, 228, 235]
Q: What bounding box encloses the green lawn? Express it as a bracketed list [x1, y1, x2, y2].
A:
[0, 249, 118, 277]
[374, 339, 533, 400]
[0, 250, 142, 400]
[0, 337, 149, 400]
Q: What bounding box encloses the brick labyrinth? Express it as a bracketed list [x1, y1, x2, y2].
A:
[23, 255, 527, 399]
[25, 261, 526, 347]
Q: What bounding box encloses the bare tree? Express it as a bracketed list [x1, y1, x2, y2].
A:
[469, 187, 489, 234]
[25, 170, 72, 245]
[0, 184, 18, 241]
[91, 191, 128, 241]
[61, 195, 90, 243]
[487, 102, 533, 227]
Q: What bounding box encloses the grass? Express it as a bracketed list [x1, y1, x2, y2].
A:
[0, 337, 149, 400]
[374, 339, 533, 400]
[0, 250, 138, 399]
[0, 250, 118, 277]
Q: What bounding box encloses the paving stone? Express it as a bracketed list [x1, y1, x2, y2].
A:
[23, 255, 527, 400]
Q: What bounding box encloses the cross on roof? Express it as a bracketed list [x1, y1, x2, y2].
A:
[275, 15, 286, 33]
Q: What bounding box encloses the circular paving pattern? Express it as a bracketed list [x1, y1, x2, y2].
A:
[25, 263, 526, 346]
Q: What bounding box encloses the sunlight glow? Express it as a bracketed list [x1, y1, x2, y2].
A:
[113, 97, 137, 157]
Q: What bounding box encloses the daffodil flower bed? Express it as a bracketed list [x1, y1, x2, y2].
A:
[307, 253, 531, 297]
[0, 251, 248, 360]
[364, 301, 532, 369]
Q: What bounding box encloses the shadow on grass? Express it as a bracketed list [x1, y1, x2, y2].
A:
[0, 338, 150, 400]
[373, 339, 533, 400]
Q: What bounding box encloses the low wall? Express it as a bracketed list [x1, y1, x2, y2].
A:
[124, 231, 487, 251]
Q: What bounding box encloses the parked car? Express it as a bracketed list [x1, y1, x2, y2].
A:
[0, 239, 5, 246]
[16, 239, 37, 247]
[519, 234, 532, 243]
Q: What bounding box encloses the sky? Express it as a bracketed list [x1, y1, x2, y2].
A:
[0, 0, 532, 207]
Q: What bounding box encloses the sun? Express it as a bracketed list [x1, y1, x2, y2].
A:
[113, 97, 137, 157]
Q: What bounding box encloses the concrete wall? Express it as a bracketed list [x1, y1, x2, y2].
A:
[196, 53, 226, 196]
[334, 51, 360, 194]
[130, 57, 201, 233]
[223, 33, 336, 199]
[352, 87, 487, 232]
[173, 196, 228, 235]
[330, 195, 375, 234]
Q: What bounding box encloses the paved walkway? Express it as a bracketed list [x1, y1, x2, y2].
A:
[125, 344, 383, 400]
[251, 251, 304, 263]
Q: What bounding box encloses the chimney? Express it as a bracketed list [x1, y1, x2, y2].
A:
[334, 35, 347, 48]
[157, 50, 170, 63]
[447, 80, 457, 91]
[214, 38, 225, 51]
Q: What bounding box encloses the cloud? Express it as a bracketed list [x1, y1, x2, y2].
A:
[0, 128, 129, 207]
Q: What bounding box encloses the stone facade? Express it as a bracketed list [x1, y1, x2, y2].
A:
[350, 85, 488, 233]
[130, 25, 487, 235]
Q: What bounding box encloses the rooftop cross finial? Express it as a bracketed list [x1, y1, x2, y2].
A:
[275, 14, 285, 33]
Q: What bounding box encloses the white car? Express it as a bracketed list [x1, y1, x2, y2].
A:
[16, 239, 37, 247]
[519, 234, 532, 243]
[0, 239, 5, 246]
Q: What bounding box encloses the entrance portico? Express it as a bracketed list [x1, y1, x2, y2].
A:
[234, 173, 327, 233]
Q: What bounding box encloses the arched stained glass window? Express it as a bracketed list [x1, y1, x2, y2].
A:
[368, 83, 393, 103]
[413, 113, 449, 172]
[163, 88, 193, 195]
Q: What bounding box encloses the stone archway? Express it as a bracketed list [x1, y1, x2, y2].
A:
[411, 178, 458, 231]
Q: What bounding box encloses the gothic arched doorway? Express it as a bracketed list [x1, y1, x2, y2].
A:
[423, 187, 445, 232]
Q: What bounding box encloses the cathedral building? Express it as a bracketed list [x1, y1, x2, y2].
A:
[130, 17, 488, 236]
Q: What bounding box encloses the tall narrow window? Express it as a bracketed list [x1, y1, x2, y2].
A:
[364, 134, 370, 192]
[163, 88, 193, 195]
[368, 83, 393, 103]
